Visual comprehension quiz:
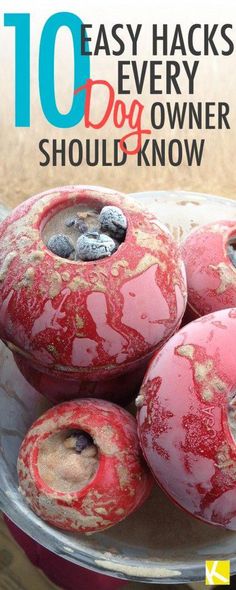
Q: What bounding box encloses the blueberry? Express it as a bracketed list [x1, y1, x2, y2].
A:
[228, 244, 236, 268]
[65, 217, 88, 233]
[65, 217, 76, 228]
[47, 234, 74, 259]
[76, 232, 117, 261]
[99, 206, 127, 240]
[68, 430, 94, 453]
[78, 221, 88, 233]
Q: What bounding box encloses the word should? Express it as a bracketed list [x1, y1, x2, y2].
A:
[39, 139, 127, 166]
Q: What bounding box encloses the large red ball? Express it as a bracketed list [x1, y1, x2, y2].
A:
[137, 309, 236, 530]
[0, 186, 187, 387]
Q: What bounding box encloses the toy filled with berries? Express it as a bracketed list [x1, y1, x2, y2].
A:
[0, 185, 187, 404]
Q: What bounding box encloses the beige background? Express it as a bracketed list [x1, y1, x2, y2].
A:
[0, 0, 235, 207]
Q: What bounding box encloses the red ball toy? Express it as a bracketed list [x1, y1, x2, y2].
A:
[18, 398, 153, 533]
[0, 185, 186, 403]
[137, 308, 236, 530]
[182, 220, 236, 320]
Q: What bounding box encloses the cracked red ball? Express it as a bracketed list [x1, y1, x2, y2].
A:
[0, 185, 187, 403]
[17, 398, 153, 533]
[137, 308, 236, 530]
[182, 220, 236, 320]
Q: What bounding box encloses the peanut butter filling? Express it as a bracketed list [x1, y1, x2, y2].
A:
[37, 430, 98, 493]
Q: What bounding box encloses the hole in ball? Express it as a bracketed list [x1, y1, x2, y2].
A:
[228, 390, 236, 443]
[227, 237, 236, 268]
[37, 428, 99, 493]
[42, 203, 127, 262]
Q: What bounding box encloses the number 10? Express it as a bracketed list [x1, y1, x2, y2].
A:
[4, 12, 90, 127]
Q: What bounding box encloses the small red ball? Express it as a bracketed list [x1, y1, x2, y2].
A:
[18, 398, 153, 534]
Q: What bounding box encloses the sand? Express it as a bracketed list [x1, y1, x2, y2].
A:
[37, 431, 98, 493]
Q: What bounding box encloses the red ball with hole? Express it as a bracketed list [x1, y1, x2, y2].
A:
[17, 398, 153, 533]
[137, 308, 236, 530]
[0, 185, 187, 403]
[181, 220, 236, 321]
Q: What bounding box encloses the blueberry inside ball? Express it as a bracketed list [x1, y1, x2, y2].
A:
[228, 243, 236, 268]
[44, 204, 127, 262]
[65, 217, 76, 228]
[65, 217, 88, 234]
[47, 234, 75, 259]
[99, 206, 127, 239]
[66, 430, 94, 454]
[76, 232, 117, 261]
